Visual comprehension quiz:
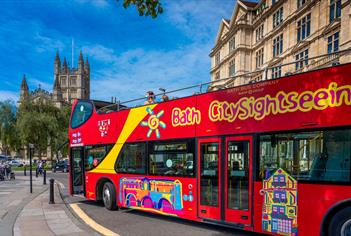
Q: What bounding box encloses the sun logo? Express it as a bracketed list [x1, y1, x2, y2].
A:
[140, 107, 166, 138]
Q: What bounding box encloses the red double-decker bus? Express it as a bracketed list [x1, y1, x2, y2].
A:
[68, 63, 351, 236]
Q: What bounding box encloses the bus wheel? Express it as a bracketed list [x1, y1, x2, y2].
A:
[328, 207, 351, 236]
[102, 182, 117, 211]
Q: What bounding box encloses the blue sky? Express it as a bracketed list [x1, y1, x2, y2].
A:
[0, 0, 235, 103]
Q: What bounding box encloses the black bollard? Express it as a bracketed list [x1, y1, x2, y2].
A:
[49, 178, 55, 204]
[35, 168, 38, 178]
[24, 166, 26, 176]
[43, 170, 46, 185]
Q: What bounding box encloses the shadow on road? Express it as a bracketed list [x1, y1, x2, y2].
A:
[78, 200, 263, 236]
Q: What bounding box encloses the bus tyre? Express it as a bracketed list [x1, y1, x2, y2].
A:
[328, 207, 351, 236]
[102, 182, 117, 211]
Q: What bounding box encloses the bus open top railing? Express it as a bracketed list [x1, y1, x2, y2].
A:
[97, 48, 351, 113]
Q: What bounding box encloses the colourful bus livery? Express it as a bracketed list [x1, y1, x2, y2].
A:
[68, 64, 351, 236]
[119, 177, 184, 215]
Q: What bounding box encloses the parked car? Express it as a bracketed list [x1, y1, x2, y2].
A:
[52, 160, 69, 173]
[8, 160, 23, 167]
[0, 155, 8, 162]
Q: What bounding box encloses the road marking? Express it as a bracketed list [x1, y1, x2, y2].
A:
[55, 181, 65, 189]
[70, 203, 119, 236]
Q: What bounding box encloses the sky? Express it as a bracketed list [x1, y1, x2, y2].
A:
[0, 0, 235, 104]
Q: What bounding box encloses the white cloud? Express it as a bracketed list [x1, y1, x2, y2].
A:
[74, 0, 110, 8]
[28, 78, 52, 92]
[34, 33, 66, 53]
[87, 42, 212, 104]
[0, 90, 19, 102]
[164, 0, 234, 42]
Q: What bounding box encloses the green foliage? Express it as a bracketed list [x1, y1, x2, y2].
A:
[121, 0, 163, 18]
[16, 99, 70, 159]
[0, 100, 19, 154]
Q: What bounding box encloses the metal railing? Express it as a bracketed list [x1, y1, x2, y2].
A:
[97, 48, 351, 113]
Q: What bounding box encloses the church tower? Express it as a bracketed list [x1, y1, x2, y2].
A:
[55, 50, 90, 104]
[19, 74, 29, 101]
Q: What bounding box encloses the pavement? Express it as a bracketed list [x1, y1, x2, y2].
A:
[0, 172, 98, 236]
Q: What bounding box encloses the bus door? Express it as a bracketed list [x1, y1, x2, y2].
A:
[198, 136, 253, 225]
[224, 136, 252, 225]
[70, 147, 85, 195]
[198, 138, 222, 221]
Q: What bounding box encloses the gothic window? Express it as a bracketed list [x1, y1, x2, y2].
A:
[297, 0, 306, 8]
[327, 31, 339, 54]
[256, 24, 264, 42]
[297, 13, 311, 42]
[256, 48, 264, 68]
[215, 51, 221, 66]
[229, 60, 235, 77]
[229, 37, 235, 53]
[61, 77, 66, 87]
[330, 0, 341, 23]
[273, 7, 283, 28]
[271, 65, 282, 79]
[273, 34, 283, 57]
[295, 48, 309, 70]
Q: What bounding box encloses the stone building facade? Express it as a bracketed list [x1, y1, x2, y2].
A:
[19, 51, 90, 108]
[210, 0, 351, 89]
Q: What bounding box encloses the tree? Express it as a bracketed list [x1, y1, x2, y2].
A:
[0, 100, 20, 155]
[120, 0, 163, 18]
[16, 99, 70, 160]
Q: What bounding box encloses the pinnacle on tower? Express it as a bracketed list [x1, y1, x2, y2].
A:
[78, 50, 84, 73]
[20, 74, 29, 100]
[55, 51, 60, 62]
[62, 57, 68, 72]
[20, 74, 29, 91]
[54, 51, 61, 74]
[85, 57, 89, 67]
[79, 50, 84, 63]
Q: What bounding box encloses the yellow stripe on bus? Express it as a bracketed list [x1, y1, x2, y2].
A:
[90, 104, 157, 174]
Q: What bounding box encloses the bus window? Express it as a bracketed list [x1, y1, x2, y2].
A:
[149, 139, 195, 177]
[115, 142, 146, 174]
[85, 144, 113, 171]
[71, 101, 93, 129]
[259, 129, 351, 183]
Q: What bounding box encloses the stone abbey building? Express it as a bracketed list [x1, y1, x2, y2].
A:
[210, 0, 351, 89]
[19, 51, 90, 108]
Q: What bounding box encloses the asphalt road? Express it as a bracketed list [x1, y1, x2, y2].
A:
[51, 172, 263, 236]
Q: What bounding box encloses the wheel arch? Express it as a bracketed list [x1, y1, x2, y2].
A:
[95, 177, 115, 201]
[320, 199, 351, 236]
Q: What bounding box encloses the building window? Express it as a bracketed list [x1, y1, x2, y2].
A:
[115, 142, 147, 174]
[297, 13, 311, 42]
[273, 34, 283, 57]
[271, 65, 282, 79]
[272, 0, 280, 5]
[297, 0, 306, 8]
[215, 51, 221, 66]
[330, 0, 341, 23]
[328, 31, 339, 54]
[215, 71, 220, 80]
[61, 77, 66, 87]
[229, 37, 235, 53]
[229, 60, 235, 77]
[256, 48, 264, 68]
[71, 78, 77, 86]
[149, 139, 195, 176]
[256, 24, 264, 42]
[259, 129, 351, 183]
[295, 49, 309, 70]
[273, 7, 283, 28]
